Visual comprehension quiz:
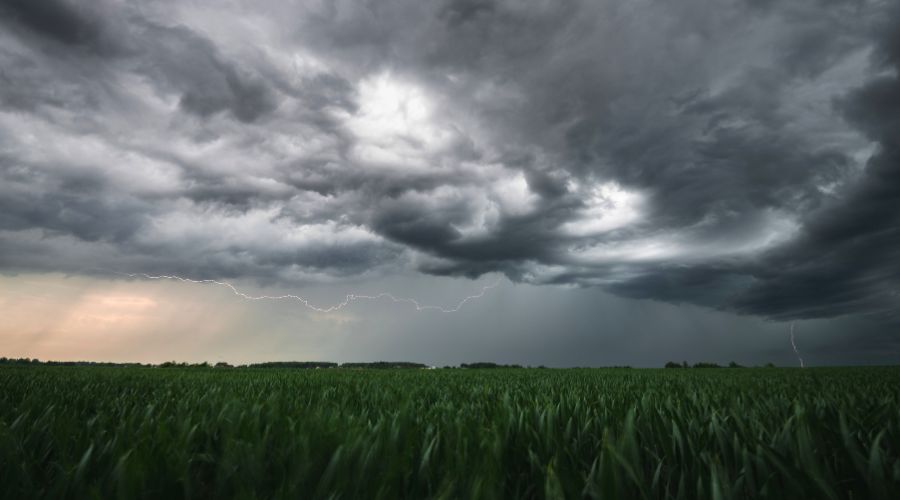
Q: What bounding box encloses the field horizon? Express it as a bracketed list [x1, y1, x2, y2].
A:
[1, 356, 858, 370]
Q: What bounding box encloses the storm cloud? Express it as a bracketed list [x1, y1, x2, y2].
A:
[1, 0, 898, 322]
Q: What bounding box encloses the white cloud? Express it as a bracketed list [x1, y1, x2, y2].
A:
[561, 181, 644, 237]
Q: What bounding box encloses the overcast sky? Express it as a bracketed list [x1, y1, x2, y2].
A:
[1, 0, 898, 366]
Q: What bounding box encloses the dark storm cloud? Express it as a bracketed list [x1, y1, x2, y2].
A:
[0, 0, 897, 323]
[0, 0, 105, 48]
[142, 23, 279, 123]
[732, 4, 900, 320]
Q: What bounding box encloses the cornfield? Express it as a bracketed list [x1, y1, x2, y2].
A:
[1, 366, 898, 499]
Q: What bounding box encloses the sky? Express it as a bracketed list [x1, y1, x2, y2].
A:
[1, 0, 898, 366]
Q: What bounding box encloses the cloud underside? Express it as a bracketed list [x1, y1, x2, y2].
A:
[0, 0, 898, 321]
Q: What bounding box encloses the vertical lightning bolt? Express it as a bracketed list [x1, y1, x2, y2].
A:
[119, 273, 501, 313]
[789, 322, 805, 368]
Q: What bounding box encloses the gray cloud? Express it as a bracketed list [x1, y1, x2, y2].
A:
[732, 4, 900, 320]
[0, 0, 106, 48]
[0, 0, 897, 327]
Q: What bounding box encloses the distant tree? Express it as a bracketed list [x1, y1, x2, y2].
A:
[461, 362, 499, 369]
[664, 361, 682, 369]
[460, 362, 524, 369]
[765, 362, 776, 368]
[249, 361, 338, 369]
[341, 362, 426, 369]
[214, 362, 233, 368]
[692, 362, 721, 369]
[728, 361, 743, 368]
[682, 361, 689, 368]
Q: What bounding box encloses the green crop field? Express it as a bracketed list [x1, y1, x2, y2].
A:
[1, 366, 898, 499]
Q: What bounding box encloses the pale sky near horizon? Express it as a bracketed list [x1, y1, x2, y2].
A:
[1, 0, 899, 366]
[2, 273, 895, 367]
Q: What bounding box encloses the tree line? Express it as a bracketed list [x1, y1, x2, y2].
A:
[2, 357, 780, 369]
[664, 361, 777, 368]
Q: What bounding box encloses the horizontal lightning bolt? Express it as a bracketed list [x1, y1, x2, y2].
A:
[119, 273, 501, 314]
